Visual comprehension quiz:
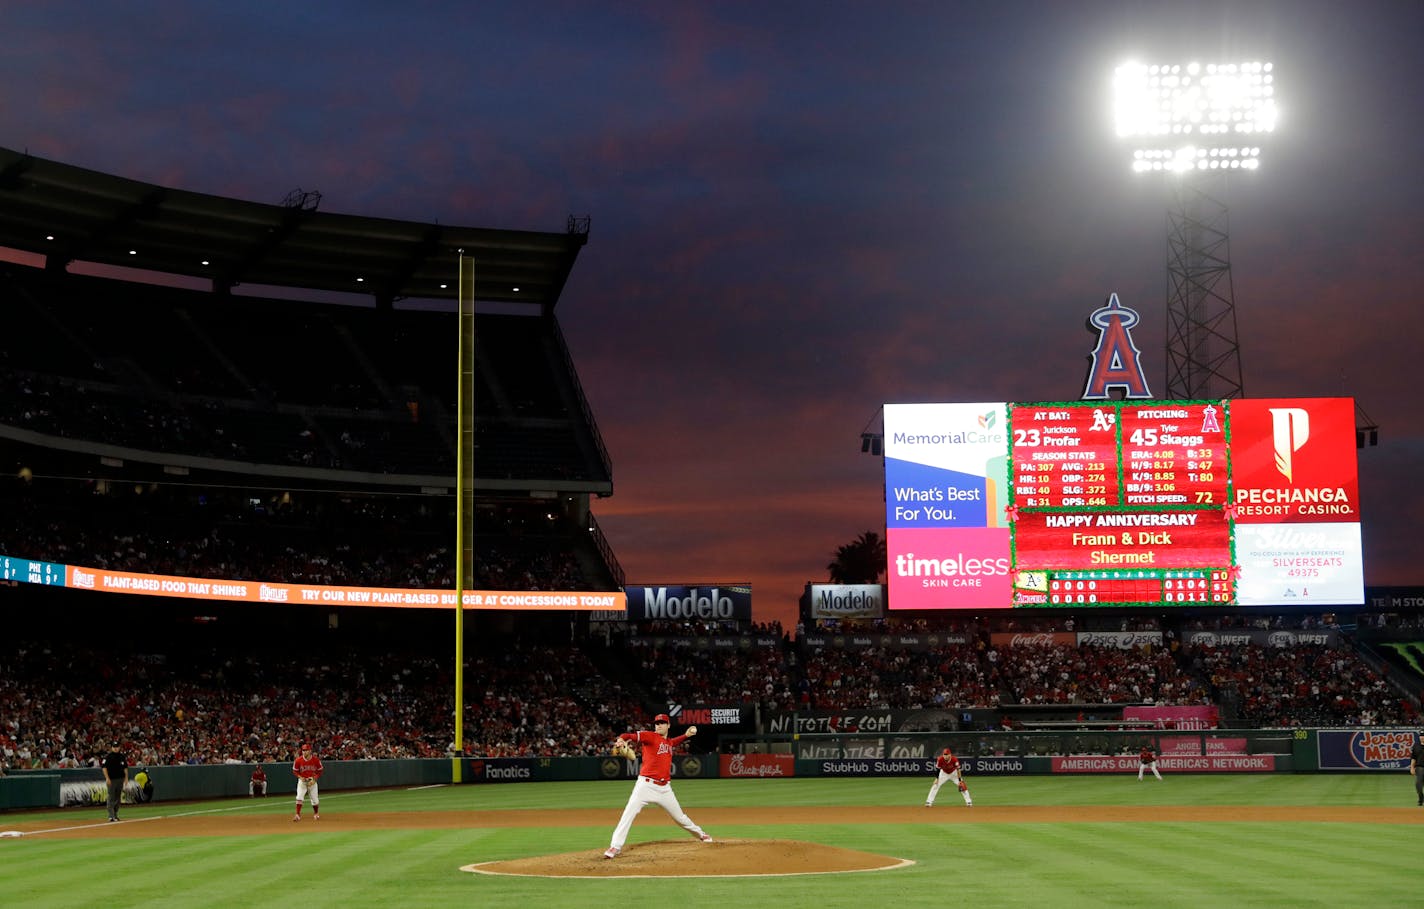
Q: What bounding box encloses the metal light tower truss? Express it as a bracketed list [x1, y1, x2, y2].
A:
[1114, 60, 1275, 400]
[1164, 180, 1244, 399]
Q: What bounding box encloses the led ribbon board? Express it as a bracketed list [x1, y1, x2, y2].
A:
[883, 398, 1362, 609]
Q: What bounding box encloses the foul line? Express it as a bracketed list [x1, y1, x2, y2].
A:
[4, 786, 394, 838]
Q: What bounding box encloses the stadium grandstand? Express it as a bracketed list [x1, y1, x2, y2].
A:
[2, 148, 1422, 783]
[0, 147, 643, 759]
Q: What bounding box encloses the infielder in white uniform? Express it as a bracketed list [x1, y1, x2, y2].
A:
[925, 747, 973, 807]
[604, 713, 712, 858]
[292, 742, 323, 821]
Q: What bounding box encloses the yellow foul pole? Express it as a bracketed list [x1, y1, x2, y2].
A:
[453, 253, 477, 781]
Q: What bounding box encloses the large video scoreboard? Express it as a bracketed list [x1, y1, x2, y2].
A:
[882, 398, 1362, 609]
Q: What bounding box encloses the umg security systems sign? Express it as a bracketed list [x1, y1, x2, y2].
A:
[623, 585, 752, 622]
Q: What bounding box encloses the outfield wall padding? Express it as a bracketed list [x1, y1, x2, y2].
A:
[9, 727, 1406, 812]
[0, 774, 61, 810]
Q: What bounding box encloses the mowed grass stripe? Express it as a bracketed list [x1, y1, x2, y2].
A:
[106, 835, 327, 908]
[313, 830, 494, 909]
[1, 841, 162, 908]
[1073, 824, 1254, 907]
[3, 839, 240, 909]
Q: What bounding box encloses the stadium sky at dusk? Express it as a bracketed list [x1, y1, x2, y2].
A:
[4, 1, 1421, 632]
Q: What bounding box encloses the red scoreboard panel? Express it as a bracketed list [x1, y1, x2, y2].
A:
[1013, 509, 1231, 569]
[1118, 402, 1229, 507]
[1010, 405, 1118, 507]
[1044, 570, 1235, 606]
[1007, 400, 1289, 608]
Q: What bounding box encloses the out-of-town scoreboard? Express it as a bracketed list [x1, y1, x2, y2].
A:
[882, 398, 1362, 609]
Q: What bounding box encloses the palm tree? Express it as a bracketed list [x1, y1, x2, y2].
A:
[827, 531, 886, 584]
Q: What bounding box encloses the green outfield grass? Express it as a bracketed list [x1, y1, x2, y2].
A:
[2, 775, 1420, 908]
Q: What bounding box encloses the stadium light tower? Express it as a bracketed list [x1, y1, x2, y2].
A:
[1113, 60, 1277, 400]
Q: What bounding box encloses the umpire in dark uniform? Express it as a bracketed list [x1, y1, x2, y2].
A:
[1411, 730, 1424, 807]
[102, 741, 128, 822]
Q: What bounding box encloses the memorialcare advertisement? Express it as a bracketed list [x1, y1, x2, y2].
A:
[883, 403, 1011, 609]
[1230, 398, 1363, 606]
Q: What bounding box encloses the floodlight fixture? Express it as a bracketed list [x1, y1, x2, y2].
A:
[1113, 60, 1276, 174]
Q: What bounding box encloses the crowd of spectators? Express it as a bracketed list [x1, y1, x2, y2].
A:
[0, 478, 601, 592]
[633, 640, 799, 713]
[796, 642, 996, 710]
[616, 612, 1414, 727]
[0, 637, 645, 772]
[0, 260, 606, 481]
[991, 642, 1205, 706]
[3, 607, 1419, 773]
[1188, 642, 1417, 728]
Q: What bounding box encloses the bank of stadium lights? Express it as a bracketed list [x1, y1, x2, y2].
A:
[1113, 60, 1276, 174]
[1134, 146, 1261, 173]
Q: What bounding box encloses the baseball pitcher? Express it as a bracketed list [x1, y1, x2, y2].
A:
[603, 713, 712, 858]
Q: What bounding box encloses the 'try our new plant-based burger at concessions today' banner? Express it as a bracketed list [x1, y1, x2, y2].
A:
[882, 398, 1363, 609]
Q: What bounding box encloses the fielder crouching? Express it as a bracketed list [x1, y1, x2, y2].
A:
[925, 747, 973, 807]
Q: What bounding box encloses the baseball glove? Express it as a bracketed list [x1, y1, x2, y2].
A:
[611, 739, 637, 761]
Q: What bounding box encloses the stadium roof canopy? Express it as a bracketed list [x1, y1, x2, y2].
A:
[0, 146, 588, 311]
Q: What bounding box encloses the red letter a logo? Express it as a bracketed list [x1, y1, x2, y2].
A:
[1082, 293, 1153, 400]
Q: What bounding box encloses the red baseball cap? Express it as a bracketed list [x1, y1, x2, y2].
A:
[654, 714, 671, 724]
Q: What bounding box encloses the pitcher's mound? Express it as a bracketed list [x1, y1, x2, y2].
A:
[461, 838, 913, 878]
